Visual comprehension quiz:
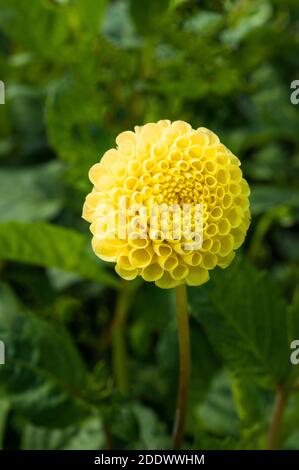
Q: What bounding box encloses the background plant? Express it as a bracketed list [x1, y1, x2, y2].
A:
[0, 0, 299, 450]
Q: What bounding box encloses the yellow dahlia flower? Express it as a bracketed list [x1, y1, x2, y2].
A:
[82, 120, 250, 288]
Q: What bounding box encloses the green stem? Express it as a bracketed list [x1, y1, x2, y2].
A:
[112, 283, 130, 396]
[266, 385, 288, 450]
[172, 284, 191, 450]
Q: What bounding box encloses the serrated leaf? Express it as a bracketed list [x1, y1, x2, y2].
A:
[21, 416, 104, 450]
[0, 222, 118, 287]
[189, 259, 291, 389]
[0, 283, 92, 427]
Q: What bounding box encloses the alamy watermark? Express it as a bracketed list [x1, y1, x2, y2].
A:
[0, 340, 5, 365]
[290, 340, 299, 365]
[0, 81, 4, 104]
[290, 80, 299, 105]
[96, 198, 204, 250]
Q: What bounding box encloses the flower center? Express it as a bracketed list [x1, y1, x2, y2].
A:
[156, 170, 204, 207]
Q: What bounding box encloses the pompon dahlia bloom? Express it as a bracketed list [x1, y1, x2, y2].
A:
[82, 120, 250, 288]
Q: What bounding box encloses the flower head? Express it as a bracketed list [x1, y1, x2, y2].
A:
[82, 120, 250, 288]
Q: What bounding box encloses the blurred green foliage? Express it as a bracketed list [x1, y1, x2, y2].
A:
[0, 0, 299, 450]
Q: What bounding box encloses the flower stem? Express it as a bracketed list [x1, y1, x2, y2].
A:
[266, 385, 288, 450]
[172, 284, 191, 450]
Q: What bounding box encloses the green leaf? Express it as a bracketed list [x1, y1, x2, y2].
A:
[0, 0, 107, 61]
[169, 0, 187, 8]
[21, 416, 104, 450]
[129, 0, 171, 35]
[250, 185, 299, 216]
[221, 1, 272, 47]
[0, 283, 92, 427]
[281, 394, 299, 450]
[75, 0, 108, 37]
[0, 221, 118, 287]
[0, 161, 64, 222]
[188, 322, 221, 428]
[196, 426, 263, 450]
[102, 0, 141, 49]
[184, 12, 223, 35]
[150, 318, 220, 427]
[230, 374, 266, 427]
[275, 230, 299, 263]
[0, 0, 69, 61]
[283, 429, 299, 450]
[131, 403, 169, 450]
[288, 290, 299, 343]
[190, 259, 291, 389]
[0, 399, 9, 449]
[130, 285, 174, 358]
[195, 371, 240, 437]
[46, 70, 111, 192]
[287, 291, 299, 383]
[105, 401, 169, 450]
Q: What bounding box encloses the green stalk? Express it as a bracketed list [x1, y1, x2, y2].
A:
[172, 284, 191, 450]
[266, 385, 288, 450]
